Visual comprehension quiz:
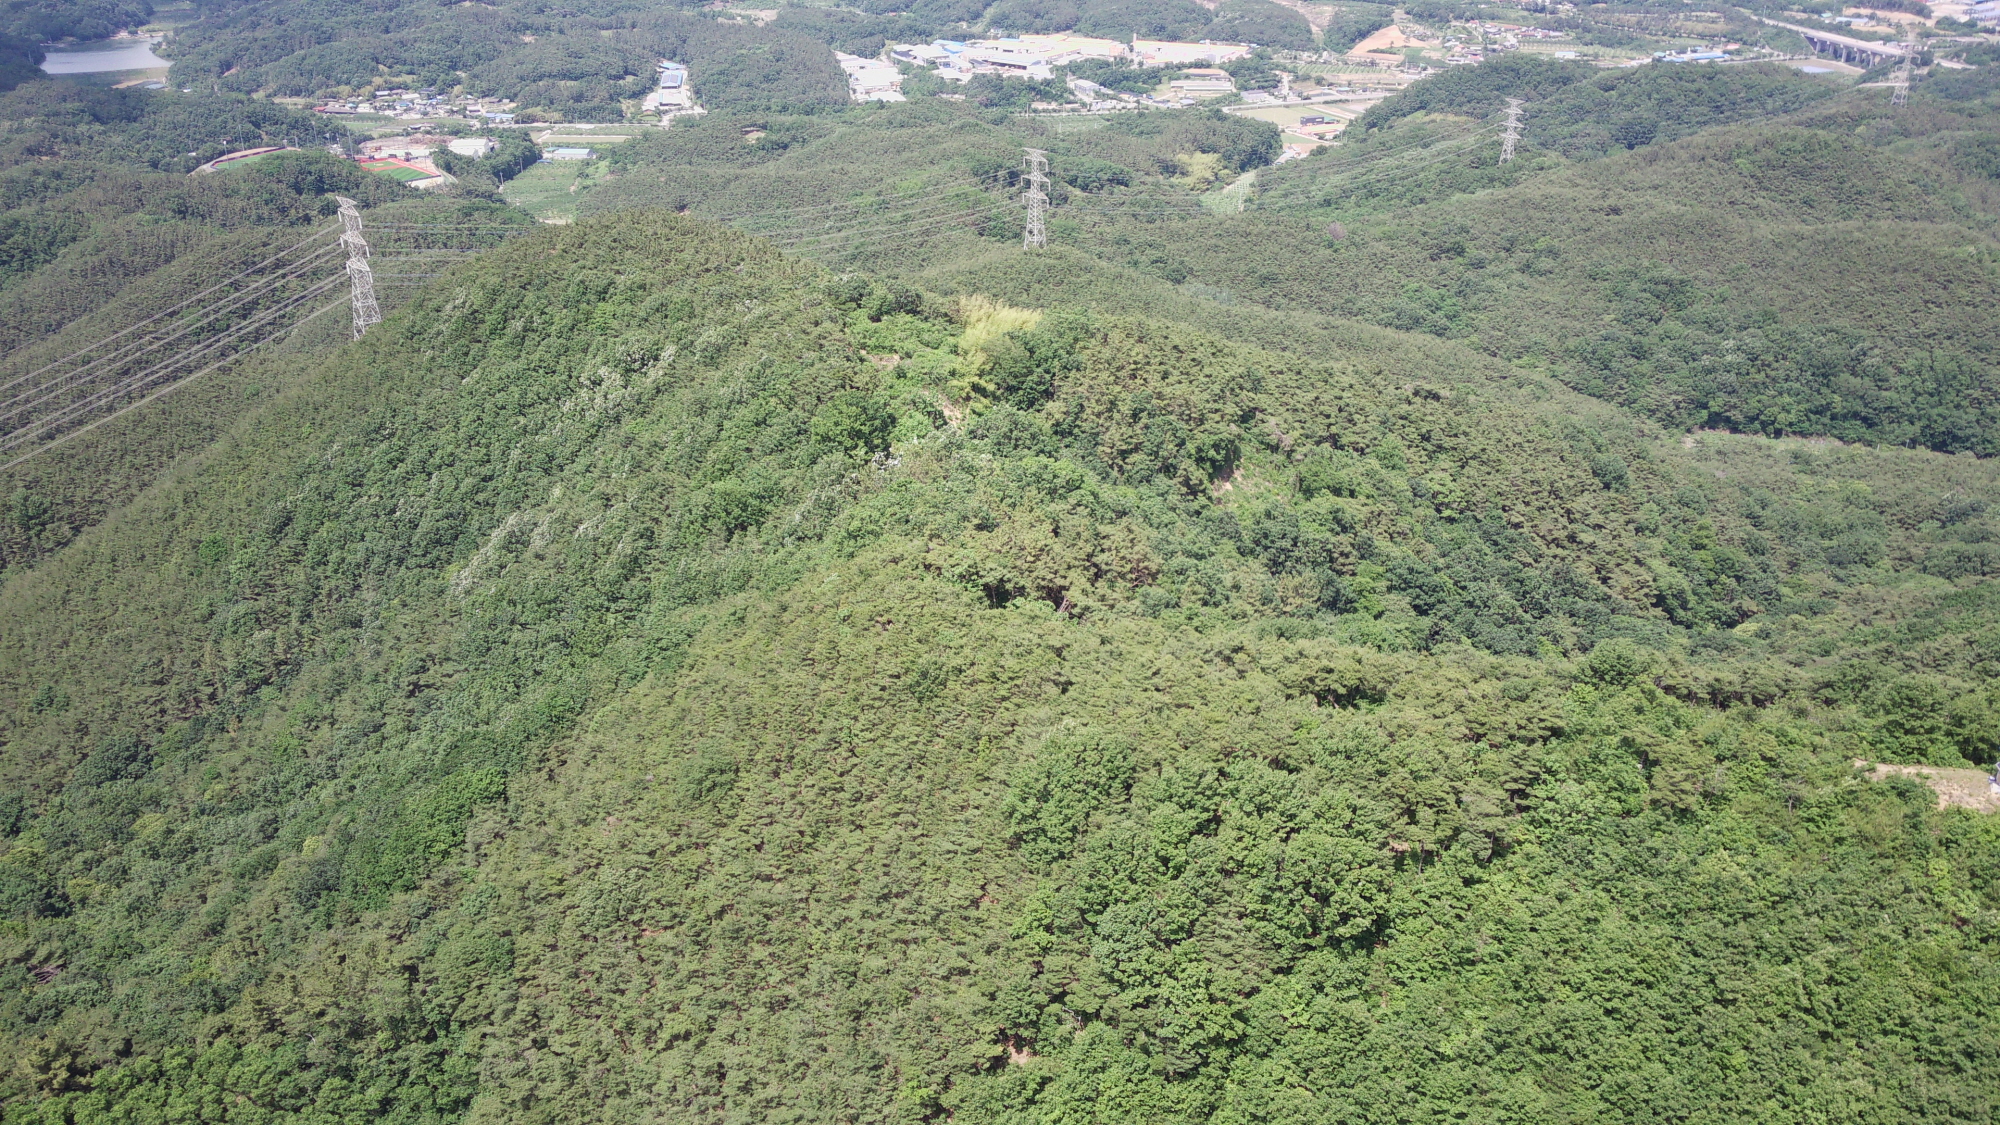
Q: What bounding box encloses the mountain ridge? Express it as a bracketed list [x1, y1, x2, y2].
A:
[2, 210, 1999, 1123]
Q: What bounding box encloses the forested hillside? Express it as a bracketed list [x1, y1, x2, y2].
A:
[549, 67, 2000, 461]
[1, 7, 1999, 1122]
[152, 0, 1316, 112]
[1, 211, 1997, 1125]
[0, 78, 529, 573]
[1111, 117, 2000, 453]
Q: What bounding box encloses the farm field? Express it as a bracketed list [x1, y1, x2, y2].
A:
[499, 156, 612, 221]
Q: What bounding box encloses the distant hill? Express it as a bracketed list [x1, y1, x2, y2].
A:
[1080, 107, 2000, 454]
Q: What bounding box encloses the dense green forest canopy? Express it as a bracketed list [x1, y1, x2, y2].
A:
[1357, 56, 1844, 158]
[536, 59, 2000, 462]
[1, 11, 2000, 1125]
[160, 3, 850, 119]
[0, 0, 149, 43]
[0, 76, 533, 572]
[1, 205, 1998, 1125]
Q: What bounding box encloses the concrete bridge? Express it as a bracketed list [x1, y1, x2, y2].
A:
[1756, 17, 1908, 66]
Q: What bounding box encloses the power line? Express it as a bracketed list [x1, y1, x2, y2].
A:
[582, 169, 1016, 231]
[0, 284, 351, 472]
[0, 223, 341, 401]
[0, 274, 347, 456]
[1501, 97, 1524, 163]
[770, 202, 1014, 252]
[701, 170, 1016, 225]
[0, 243, 346, 428]
[748, 192, 1015, 242]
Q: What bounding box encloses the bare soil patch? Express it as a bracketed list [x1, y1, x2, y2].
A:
[1857, 759, 2000, 813]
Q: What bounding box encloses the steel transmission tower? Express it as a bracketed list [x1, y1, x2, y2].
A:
[333, 195, 381, 339]
[1500, 98, 1524, 163]
[1890, 29, 1914, 107]
[1022, 148, 1050, 251]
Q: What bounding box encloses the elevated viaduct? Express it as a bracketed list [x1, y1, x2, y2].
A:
[1756, 17, 1908, 66]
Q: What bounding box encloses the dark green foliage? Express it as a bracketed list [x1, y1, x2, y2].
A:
[161, 3, 849, 114]
[2, 211, 1999, 1125]
[1074, 0, 1215, 39]
[984, 310, 1089, 409]
[4, 40, 2000, 1125]
[433, 131, 542, 191]
[1951, 132, 2000, 181]
[1359, 52, 1596, 130]
[1064, 57, 1181, 96]
[1222, 51, 1286, 93]
[1317, 2, 1393, 52]
[985, 0, 1084, 34]
[1525, 63, 1837, 159]
[1003, 733, 1135, 865]
[0, 33, 41, 92]
[963, 73, 1069, 111]
[1204, 0, 1315, 50]
[166, 150, 401, 227]
[0, 78, 537, 577]
[1590, 452, 1630, 491]
[1922, 60, 2000, 103]
[1116, 107, 1283, 172]
[811, 391, 897, 458]
[1054, 153, 1134, 191]
[0, 207, 87, 288]
[688, 34, 849, 114]
[772, 8, 946, 56]
[342, 769, 508, 904]
[69, 736, 151, 789]
[1362, 56, 1834, 159]
[0, 1, 146, 42]
[0, 81, 346, 174]
[1072, 119, 2000, 457]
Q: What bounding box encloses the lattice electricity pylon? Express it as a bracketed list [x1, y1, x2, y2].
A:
[1890, 31, 1914, 107]
[1022, 148, 1050, 251]
[333, 195, 381, 339]
[1500, 98, 1524, 163]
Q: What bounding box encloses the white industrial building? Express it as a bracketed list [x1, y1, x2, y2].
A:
[646, 61, 696, 113]
[836, 52, 907, 101]
[891, 34, 1252, 85]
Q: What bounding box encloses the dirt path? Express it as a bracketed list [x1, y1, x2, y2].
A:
[1857, 759, 2000, 813]
[1268, 0, 1333, 34]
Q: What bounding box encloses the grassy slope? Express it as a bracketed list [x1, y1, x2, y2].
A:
[0, 214, 1997, 1123]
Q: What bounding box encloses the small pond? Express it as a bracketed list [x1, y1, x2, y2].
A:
[40, 37, 170, 74]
